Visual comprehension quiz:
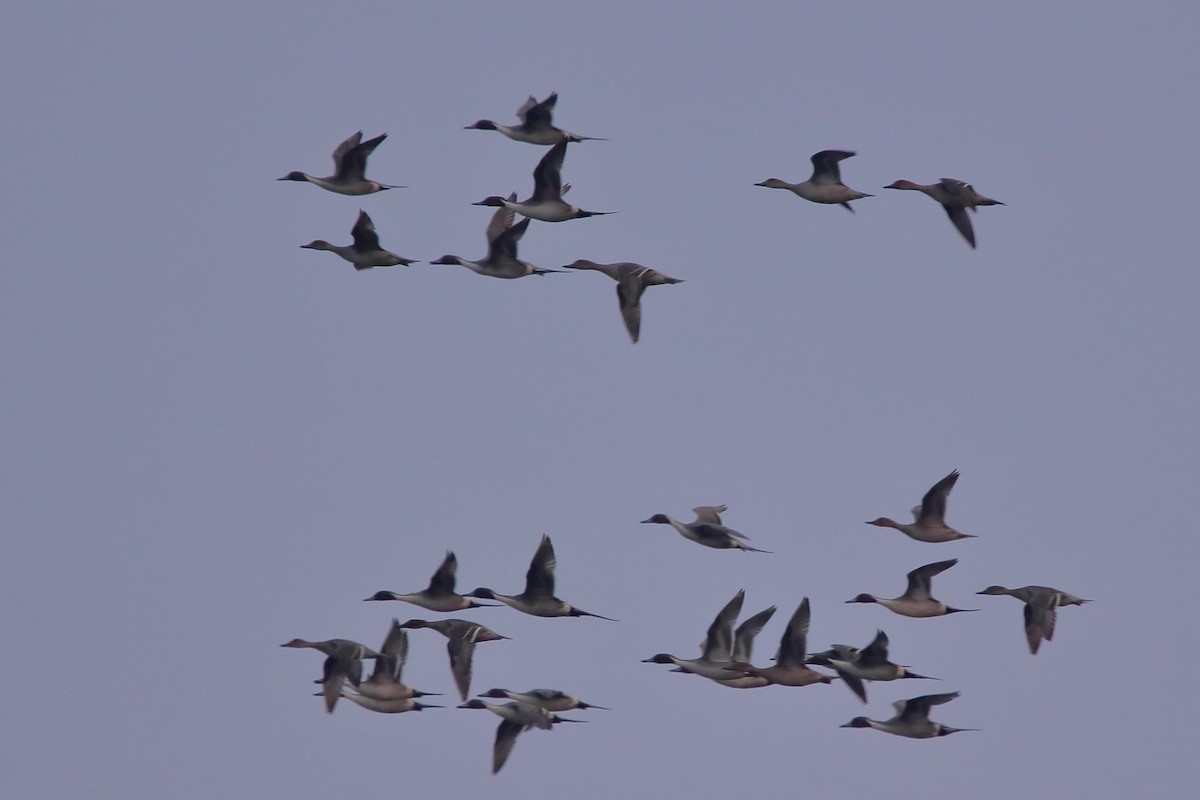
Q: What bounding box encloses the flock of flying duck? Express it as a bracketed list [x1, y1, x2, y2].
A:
[283, 465, 1090, 772]
[278, 94, 1082, 772]
[278, 92, 1005, 344]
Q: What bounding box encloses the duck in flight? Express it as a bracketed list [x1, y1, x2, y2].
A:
[458, 699, 584, 773]
[755, 150, 873, 211]
[562, 260, 683, 343]
[884, 177, 1004, 248]
[300, 210, 416, 269]
[465, 535, 616, 620]
[640, 505, 770, 552]
[866, 469, 976, 543]
[399, 619, 508, 701]
[432, 194, 564, 278]
[846, 559, 978, 618]
[465, 92, 605, 145]
[365, 551, 499, 612]
[976, 584, 1090, 654]
[841, 692, 977, 739]
[473, 140, 611, 222]
[278, 131, 403, 195]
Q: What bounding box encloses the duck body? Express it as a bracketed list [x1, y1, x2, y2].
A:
[399, 618, 508, 700]
[433, 195, 563, 278]
[867, 469, 975, 542]
[755, 150, 873, 211]
[823, 629, 937, 703]
[643, 590, 776, 688]
[458, 699, 583, 773]
[278, 131, 402, 195]
[884, 177, 1004, 248]
[725, 597, 834, 687]
[847, 559, 978, 618]
[841, 692, 976, 739]
[465, 535, 616, 620]
[473, 140, 610, 222]
[300, 209, 415, 269]
[640, 505, 768, 552]
[365, 551, 497, 612]
[465, 93, 603, 145]
[563, 260, 683, 343]
[478, 688, 608, 712]
[281, 637, 382, 713]
[976, 584, 1090, 654]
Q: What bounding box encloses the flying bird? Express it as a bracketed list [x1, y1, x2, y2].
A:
[278, 131, 403, 195]
[866, 470, 976, 542]
[299, 209, 416, 269]
[976, 585, 1091, 654]
[465, 92, 604, 145]
[562, 260, 683, 343]
[884, 177, 1004, 248]
[755, 150, 873, 211]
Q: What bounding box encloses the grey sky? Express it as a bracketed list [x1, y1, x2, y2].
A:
[3, 2, 1198, 797]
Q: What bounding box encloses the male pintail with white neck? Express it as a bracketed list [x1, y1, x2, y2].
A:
[300, 210, 416, 269]
[477, 688, 608, 712]
[640, 505, 770, 552]
[643, 589, 777, 688]
[847, 559, 978, 618]
[458, 699, 585, 774]
[365, 551, 499, 612]
[822, 629, 938, 703]
[841, 692, 977, 739]
[473, 140, 611, 222]
[278, 131, 403, 195]
[432, 194, 564, 278]
[465, 535, 616, 620]
[465, 92, 605, 145]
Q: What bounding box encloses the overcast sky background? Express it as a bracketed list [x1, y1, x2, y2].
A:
[4, 2, 1198, 797]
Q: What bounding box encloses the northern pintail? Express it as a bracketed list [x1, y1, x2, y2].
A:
[884, 178, 1004, 248]
[300, 210, 416, 269]
[473, 140, 611, 222]
[432, 194, 564, 278]
[561, 260, 683, 343]
[822, 629, 937, 704]
[338, 619, 440, 703]
[976, 585, 1091, 654]
[465, 92, 604, 145]
[755, 150, 874, 211]
[640, 505, 770, 552]
[724, 597, 834, 688]
[805, 644, 862, 667]
[365, 551, 499, 612]
[643, 589, 776, 688]
[867, 469, 976, 543]
[465, 535, 616, 620]
[399, 619, 509, 701]
[840, 692, 977, 738]
[280, 637, 382, 713]
[847, 559, 978, 618]
[333, 693, 441, 714]
[458, 699, 584, 774]
[278, 131, 402, 195]
[478, 688, 608, 712]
